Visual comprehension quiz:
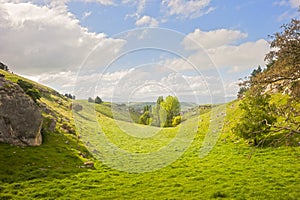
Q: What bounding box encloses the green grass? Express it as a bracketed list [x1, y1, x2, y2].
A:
[0, 71, 299, 199]
[1, 99, 299, 199]
[0, 69, 56, 96]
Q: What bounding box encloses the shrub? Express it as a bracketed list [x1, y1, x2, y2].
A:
[17, 79, 41, 102]
[139, 111, 151, 125]
[172, 116, 182, 127]
[95, 96, 103, 104]
[233, 91, 277, 146]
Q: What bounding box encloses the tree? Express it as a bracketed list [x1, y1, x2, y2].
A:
[143, 105, 151, 112]
[139, 111, 151, 125]
[88, 97, 94, 103]
[64, 93, 75, 99]
[95, 96, 103, 104]
[0, 62, 9, 71]
[152, 96, 164, 126]
[233, 90, 277, 146]
[261, 18, 300, 85]
[234, 18, 300, 146]
[159, 95, 181, 127]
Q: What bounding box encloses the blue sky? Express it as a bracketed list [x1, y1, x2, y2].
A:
[0, 0, 299, 103]
[68, 0, 296, 40]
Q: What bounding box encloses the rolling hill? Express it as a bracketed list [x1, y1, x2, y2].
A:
[0, 70, 299, 199]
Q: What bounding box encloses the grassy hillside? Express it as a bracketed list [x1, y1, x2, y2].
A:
[0, 70, 299, 199]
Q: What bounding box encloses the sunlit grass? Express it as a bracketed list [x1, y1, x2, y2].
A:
[1, 100, 299, 199]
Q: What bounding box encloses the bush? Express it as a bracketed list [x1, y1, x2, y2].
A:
[95, 96, 103, 104]
[26, 88, 41, 102]
[172, 116, 181, 126]
[233, 91, 277, 146]
[17, 79, 41, 102]
[88, 97, 94, 103]
[139, 111, 151, 125]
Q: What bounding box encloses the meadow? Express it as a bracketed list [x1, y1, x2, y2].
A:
[0, 99, 299, 199]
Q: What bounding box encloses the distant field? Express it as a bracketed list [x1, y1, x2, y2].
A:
[0, 100, 299, 199]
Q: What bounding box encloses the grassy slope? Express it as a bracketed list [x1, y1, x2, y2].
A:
[0, 71, 299, 199]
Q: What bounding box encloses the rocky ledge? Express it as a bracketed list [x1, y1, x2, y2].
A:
[0, 75, 42, 146]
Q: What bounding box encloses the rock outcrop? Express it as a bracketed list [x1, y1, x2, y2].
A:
[0, 75, 43, 146]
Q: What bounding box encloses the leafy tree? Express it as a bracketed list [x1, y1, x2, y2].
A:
[95, 96, 103, 104]
[143, 105, 151, 112]
[234, 91, 277, 146]
[234, 18, 300, 146]
[237, 86, 248, 99]
[88, 97, 94, 103]
[139, 111, 151, 125]
[64, 93, 75, 99]
[265, 19, 300, 71]
[160, 95, 181, 127]
[152, 96, 164, 126]
[258, 18, 300, 86]
[156, 96, 164, 125]
[0, 62, 9, 71]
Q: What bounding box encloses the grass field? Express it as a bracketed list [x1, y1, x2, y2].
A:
[0, 99, 299, 199]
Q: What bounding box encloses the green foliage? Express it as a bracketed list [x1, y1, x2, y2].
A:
[234, 90, 300, 146]
[93, 102, 140, 123]
[139, 111, 151, 125]
[26, 88, 42, 102]
[65, 93, 75, 100]
[1, 98, 300, 199]
[237, 86, 248, 99]
[172, 115, 181, 126]
[0, 62, 9, 71]
[17, 79, 33, 91]
[234, 91, 277, 146]
[17, 79, 41, 102]
[143, 105, 151, 112]
[235, 18, 300, 146]
[160, 95, 181, 127]
[95, 96, 103, 104]
[152, 96, 164, 126]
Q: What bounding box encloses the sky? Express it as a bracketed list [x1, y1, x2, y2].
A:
[0, 0, 299, 103]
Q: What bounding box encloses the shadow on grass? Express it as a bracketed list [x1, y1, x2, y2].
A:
[0, 131, 91, 184]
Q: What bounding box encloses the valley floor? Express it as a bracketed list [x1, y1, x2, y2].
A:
[0, 102, 299, 199]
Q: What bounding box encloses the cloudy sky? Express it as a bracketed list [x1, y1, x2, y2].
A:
[0, 0, 299, 103]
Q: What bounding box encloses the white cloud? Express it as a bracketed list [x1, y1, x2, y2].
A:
[161, 0, 215, 19]
[207, 39, 270, 72]
[81, 0, 115, 5]
[289, 0, 300, 7]
[0, 2, 126, 75]
[82, 11, 92, 20]
[275, 0, 300, 20]
[275, 0, 300, 8]
[183, 29, 248, 50]
[172, 28, 270, 72]
[135, 15, 159, 27]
